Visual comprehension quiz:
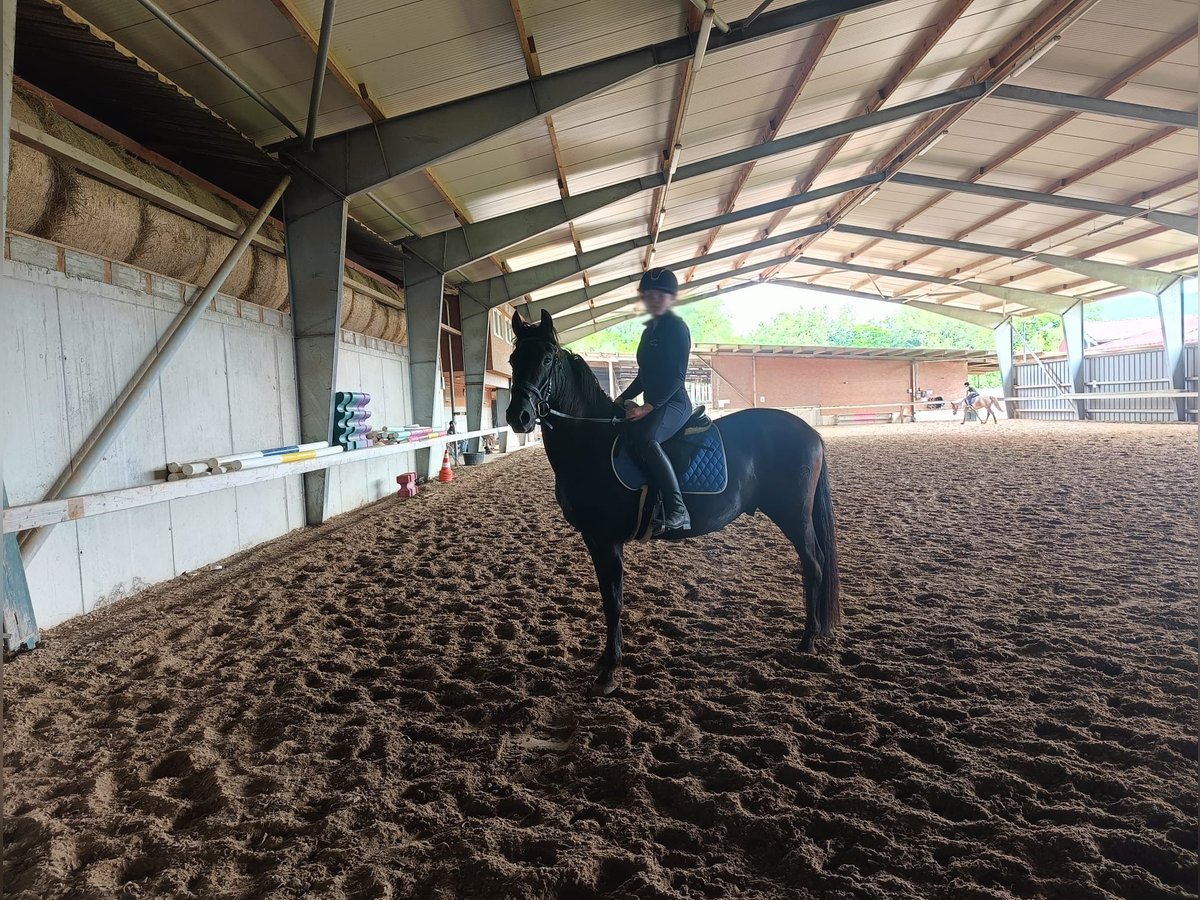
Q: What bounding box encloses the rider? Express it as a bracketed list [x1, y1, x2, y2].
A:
[960, 381, 981, 424]
[615, 268, 692, 533]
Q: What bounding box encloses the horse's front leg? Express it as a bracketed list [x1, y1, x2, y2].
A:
[582, 532, 624, 696]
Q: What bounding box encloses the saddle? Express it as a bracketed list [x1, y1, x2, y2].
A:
[610, 406, 726, 541]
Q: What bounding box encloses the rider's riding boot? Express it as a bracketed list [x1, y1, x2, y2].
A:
[640, 440, 691, 533]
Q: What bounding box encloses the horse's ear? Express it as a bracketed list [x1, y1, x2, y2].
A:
[538, 309, 554, 335]
[512, 309, 528, 336]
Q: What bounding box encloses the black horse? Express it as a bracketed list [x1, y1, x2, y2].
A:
[506, 310, 841, 695]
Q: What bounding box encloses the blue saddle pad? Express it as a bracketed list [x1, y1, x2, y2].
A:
[612, 426, 728, 495]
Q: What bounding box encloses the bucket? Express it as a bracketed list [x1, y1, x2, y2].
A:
[463, 451, 486, 466]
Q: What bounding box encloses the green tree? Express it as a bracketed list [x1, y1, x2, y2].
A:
[747, 308, 833, 344]
[565, 318, 643, 353]
[676, 298, 737, 343]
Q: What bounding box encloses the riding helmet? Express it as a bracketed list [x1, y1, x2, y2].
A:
[639, 267, 679, 295]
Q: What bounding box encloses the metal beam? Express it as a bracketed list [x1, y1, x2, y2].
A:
[890, 172, 1196, 234]
[521, 226, 827, 318]
[557, 282, 759, 345]
[843, 28, 1197, 282]
[458, 177, 864, 307]
[751, 0, 972, 258]
[687, 17, 839, 281]
[790, 254, 1078, 314]
[832, 224, 1186, 297]
[401, 83, 981, 274]
[460, 306, 491, 450]
[757, 0, 1105, 283]
[553, 257, 791, 332]
[994, 319, 1015, 417]
[991, 84, 1198, 128]
[1157, 280, 1189, 420]
[131, 0, 301, 137]
[283, 173, 347, 524]
[268, 0, 387, 122]
[283, 0, 905, 203]
[304, 0, 337, 149]
[1062, 302, 1087, 419]
[773, 280, 1007, 328]
[404, 259, 449, 479]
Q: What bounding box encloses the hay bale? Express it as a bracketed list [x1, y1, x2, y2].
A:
[195, 231, 255, 298]
[179, 180, 242, 222]
[11, 90, 47, 127]
[362, 299, 388, 338]
[123, 155, 189, 197]
[245, 247, 289, 310]
[42, 117, 125, 168]
[342, 289, 374, 333]
[43, 168, 143, 262]
[383, 306, 408, 345]
[8, 143, 54, 233]
[128, 205, 209, 282]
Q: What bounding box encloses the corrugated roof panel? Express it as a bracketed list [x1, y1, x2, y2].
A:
[435, 140, 559, 200]
[72, 0, 294, 63]
[883, 0, 1048, 108]
[500, 225, 577, 264]
[356, 47, 527, 119]
[525, 0, 686, 75]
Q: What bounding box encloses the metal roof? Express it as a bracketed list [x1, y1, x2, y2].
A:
[25, 0, 1198, 327]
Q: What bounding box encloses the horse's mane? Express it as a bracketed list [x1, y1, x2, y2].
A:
[559, 346, 622, 417]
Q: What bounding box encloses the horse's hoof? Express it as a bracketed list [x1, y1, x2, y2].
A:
[589, 674, 618, 697]
[799, 633, 816, 654]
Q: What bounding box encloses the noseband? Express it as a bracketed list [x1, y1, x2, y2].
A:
[511, 341, 559, 420]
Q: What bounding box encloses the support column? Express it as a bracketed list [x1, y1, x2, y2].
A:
[1157, 280, 1188, 421]
[494, 388, 511, 452]
[460, 302, 490, 451]
[994, 318, 1015, 419]
[1061, 302, 1087, 420]
[283, 173, 347, 524]
[404, 258, 447, 478]
[2, 0, 38, 650]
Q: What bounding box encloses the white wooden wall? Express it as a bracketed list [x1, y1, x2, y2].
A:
[326, 334, 415, 518]
[1, 259, 305, 627]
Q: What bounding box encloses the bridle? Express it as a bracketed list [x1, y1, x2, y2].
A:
[511, 340, 623, 429]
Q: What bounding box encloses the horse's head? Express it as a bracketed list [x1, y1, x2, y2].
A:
[506, 309, 559, 433]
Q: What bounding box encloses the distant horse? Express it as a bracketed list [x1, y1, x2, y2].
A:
[951, 395, 1004, 424]
[505, 310, 841, 696]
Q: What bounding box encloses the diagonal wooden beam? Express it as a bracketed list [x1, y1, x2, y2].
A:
[266, 0, 386, 122]
[544, 114, 590, 288]
[842, 27, 1195, 273]
[759, 0, 1104, 282]
[682, 18, 839, 282]
[643, 2, 706, 270]
[424, 168, 514, 277]
[509, 0, 542, 79]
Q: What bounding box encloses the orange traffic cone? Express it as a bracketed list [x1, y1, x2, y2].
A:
[437, 446, 454, 483]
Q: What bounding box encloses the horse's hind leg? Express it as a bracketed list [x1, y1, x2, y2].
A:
[762, 472, 825, 653]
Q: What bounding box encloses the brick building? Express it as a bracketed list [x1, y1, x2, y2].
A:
[585, 343, 996, 422]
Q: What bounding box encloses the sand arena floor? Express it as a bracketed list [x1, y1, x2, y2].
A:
[4, 420, 1196, 899]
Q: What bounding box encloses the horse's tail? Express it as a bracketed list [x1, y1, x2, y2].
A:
[812, 446, 842, 636]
